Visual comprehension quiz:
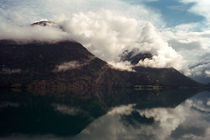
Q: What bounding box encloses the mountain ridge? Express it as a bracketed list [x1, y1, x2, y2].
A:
[0, 40, 202, 93]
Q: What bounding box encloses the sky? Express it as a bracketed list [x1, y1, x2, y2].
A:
[0, 0, 210, 83]
[125, 0, 205, 27]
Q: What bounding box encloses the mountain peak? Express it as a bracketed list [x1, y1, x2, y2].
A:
[31, 21, 55, 26]
[0, 40, 202, 92]
[120, 49, 153, 65]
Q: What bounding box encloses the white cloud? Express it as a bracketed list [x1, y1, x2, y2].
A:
[58, 10, 184, 70]
[54, 56, 96, 72]
[160, 28, 210, 78]
[179, 0, 210, 27]
[54, 61, 82, 72]
[174, 23, 201, 32]
[108, 61, 134, 72]
[0, 9, 184, 71]
[0, 22, 68, 42]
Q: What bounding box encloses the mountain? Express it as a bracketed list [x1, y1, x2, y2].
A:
[120, 49, 153, 65]
[0, 40, 201, 93]
[31, 20, 64, 31]
[31, 21, 55, 26]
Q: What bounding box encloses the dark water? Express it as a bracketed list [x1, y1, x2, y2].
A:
[0, 88, 210, 140]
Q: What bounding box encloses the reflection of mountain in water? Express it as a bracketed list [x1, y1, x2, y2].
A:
[0, 88, 201, 137]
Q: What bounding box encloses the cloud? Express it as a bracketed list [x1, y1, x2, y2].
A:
[57, 10, 185, 70]
[54, 61, 83, 72]
[0, 22, 68, 42]
[161, 28, 210, 79]
[53, 56, 95, 72]
[108, 61, 134, 72]
[0, 9, 184, 71]
[179, 0, 210, 27]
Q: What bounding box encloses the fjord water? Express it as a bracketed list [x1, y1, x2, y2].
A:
[0, 89, 210, 140]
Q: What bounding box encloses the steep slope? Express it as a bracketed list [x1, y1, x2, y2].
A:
[0, 40, 201, 93]
[0, 40, 106, 91]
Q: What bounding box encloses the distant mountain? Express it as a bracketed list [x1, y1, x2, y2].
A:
[31, 20, 65, 31]
[31, 21, 55, 26]
[0, 40, 201, 93]
[120, 49, 152, 65]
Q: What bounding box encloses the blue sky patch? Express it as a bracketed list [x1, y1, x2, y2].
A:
[123, 0, 205, 27]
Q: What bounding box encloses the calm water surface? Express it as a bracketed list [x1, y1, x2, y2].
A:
[0, 89, 210, 140]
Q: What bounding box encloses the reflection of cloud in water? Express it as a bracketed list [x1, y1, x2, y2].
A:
[72, 102, 189, 140]
[1, 92, 210, 140]
[52, 104, 82, 116]
[74, 93, 210, 140]
[73, 104, 137, 140]
[107, 104, 136, 115]
[137, 105, 188, 140]
[190, 99, 210, 113]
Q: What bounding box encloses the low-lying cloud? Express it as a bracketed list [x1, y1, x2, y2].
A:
[59, 11, 184, 70]
[54, 56, 95, 72]
[0, 22, 68, 42]
[0, 10, 185, 71]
